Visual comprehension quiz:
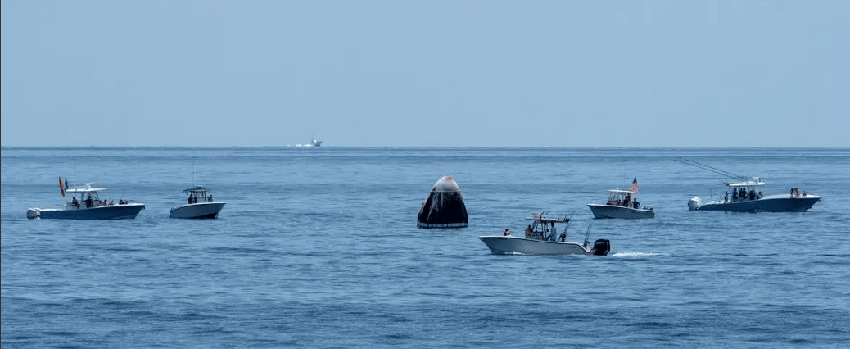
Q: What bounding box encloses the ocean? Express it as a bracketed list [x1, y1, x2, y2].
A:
[2, 147, 849, 348]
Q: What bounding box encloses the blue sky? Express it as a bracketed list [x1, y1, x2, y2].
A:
[2, 1, 848, 147]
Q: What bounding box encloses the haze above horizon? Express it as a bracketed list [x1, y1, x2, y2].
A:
[2, 1, 848, 147]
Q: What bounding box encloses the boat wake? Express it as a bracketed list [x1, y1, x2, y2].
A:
[610, 252, 660, 258]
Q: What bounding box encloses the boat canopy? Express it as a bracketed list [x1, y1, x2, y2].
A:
[183, 185, 208, 193]
[726, 177, 765, 188]
[607, 189, 636, 194]
[65, 184, 105, 194]
[525, 212, 569, 224]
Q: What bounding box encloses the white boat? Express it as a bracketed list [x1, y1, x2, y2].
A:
[309, 136, 322, 147]
[169, 185, 225, 219]
[679, 158, 821, 212]
[587, 182, 654, 219]
[26, 178, 145, 220]
[479, 212, 610, 256]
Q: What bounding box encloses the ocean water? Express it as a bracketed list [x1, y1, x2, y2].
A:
[2, 147, 849, 348]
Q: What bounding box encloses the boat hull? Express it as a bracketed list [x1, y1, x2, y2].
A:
[169, 202, 226, 219]
[479, 236, 591, 255]
[587, 204, 655, 219]
[689, 194, 820, 212]
[27, 203, 146, 220]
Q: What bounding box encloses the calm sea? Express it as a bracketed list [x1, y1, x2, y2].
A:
[2, 147, 849, 348]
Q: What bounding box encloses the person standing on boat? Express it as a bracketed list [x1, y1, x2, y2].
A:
[549, 222, 557, 242]
[504, 228, 511, 236]
[525, 224, 533, 239]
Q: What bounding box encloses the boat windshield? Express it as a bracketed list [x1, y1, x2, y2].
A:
[719, 177, 765, 202]
[523, 213, 569, 241]
[68, 191, 114, 208]
[184, 186, 214, 203]
[605, 190, 637, 207]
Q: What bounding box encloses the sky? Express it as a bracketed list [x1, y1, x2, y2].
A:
[2, 1, 848, 147]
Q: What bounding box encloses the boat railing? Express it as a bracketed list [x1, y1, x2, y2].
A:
[187, 193, 215, 204]
[34, 204, 67, 210]
[69, 197, 123, 209]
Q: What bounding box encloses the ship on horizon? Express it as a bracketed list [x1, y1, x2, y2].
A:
[295, 135, 322, 148]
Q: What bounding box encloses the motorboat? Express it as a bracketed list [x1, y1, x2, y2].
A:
[479, 212, 610, 256]
[587, 179, 654, 219]
[26, 178, 145, 220]
[588, 190, 655, 219]
[679, 157, 821, 212]
[169, 185, 226, 219]
[687, 179, 820, 212]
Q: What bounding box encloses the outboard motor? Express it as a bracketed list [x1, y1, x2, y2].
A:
[592, 239, 610, 256]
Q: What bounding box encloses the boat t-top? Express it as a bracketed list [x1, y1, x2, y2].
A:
[479, 212, 610, 256]
[27, 177, 145, 220]
[169, 185, 226, 219]
[587, 178, 654, 219]
[679, 157, 821, 212]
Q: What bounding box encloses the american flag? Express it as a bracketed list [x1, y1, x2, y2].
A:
[629, 178, 639, 194]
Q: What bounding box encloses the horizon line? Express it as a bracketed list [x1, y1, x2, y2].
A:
[3, 145, 848, 149]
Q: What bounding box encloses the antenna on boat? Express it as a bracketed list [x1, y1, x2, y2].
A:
[192, 164, 195, 187]
[676, 157, 749, 182]
[622, 169, 626, 189]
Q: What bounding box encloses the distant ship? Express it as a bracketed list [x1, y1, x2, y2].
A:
[296, 135, 322, 148]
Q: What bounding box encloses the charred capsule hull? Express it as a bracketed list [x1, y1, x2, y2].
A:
[417, 176, 468, 229]
[417, 222, 468, 228]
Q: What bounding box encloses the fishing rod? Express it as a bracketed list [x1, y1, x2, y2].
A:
[676, 157, 749, 182]
[583, 221, 593, 248]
